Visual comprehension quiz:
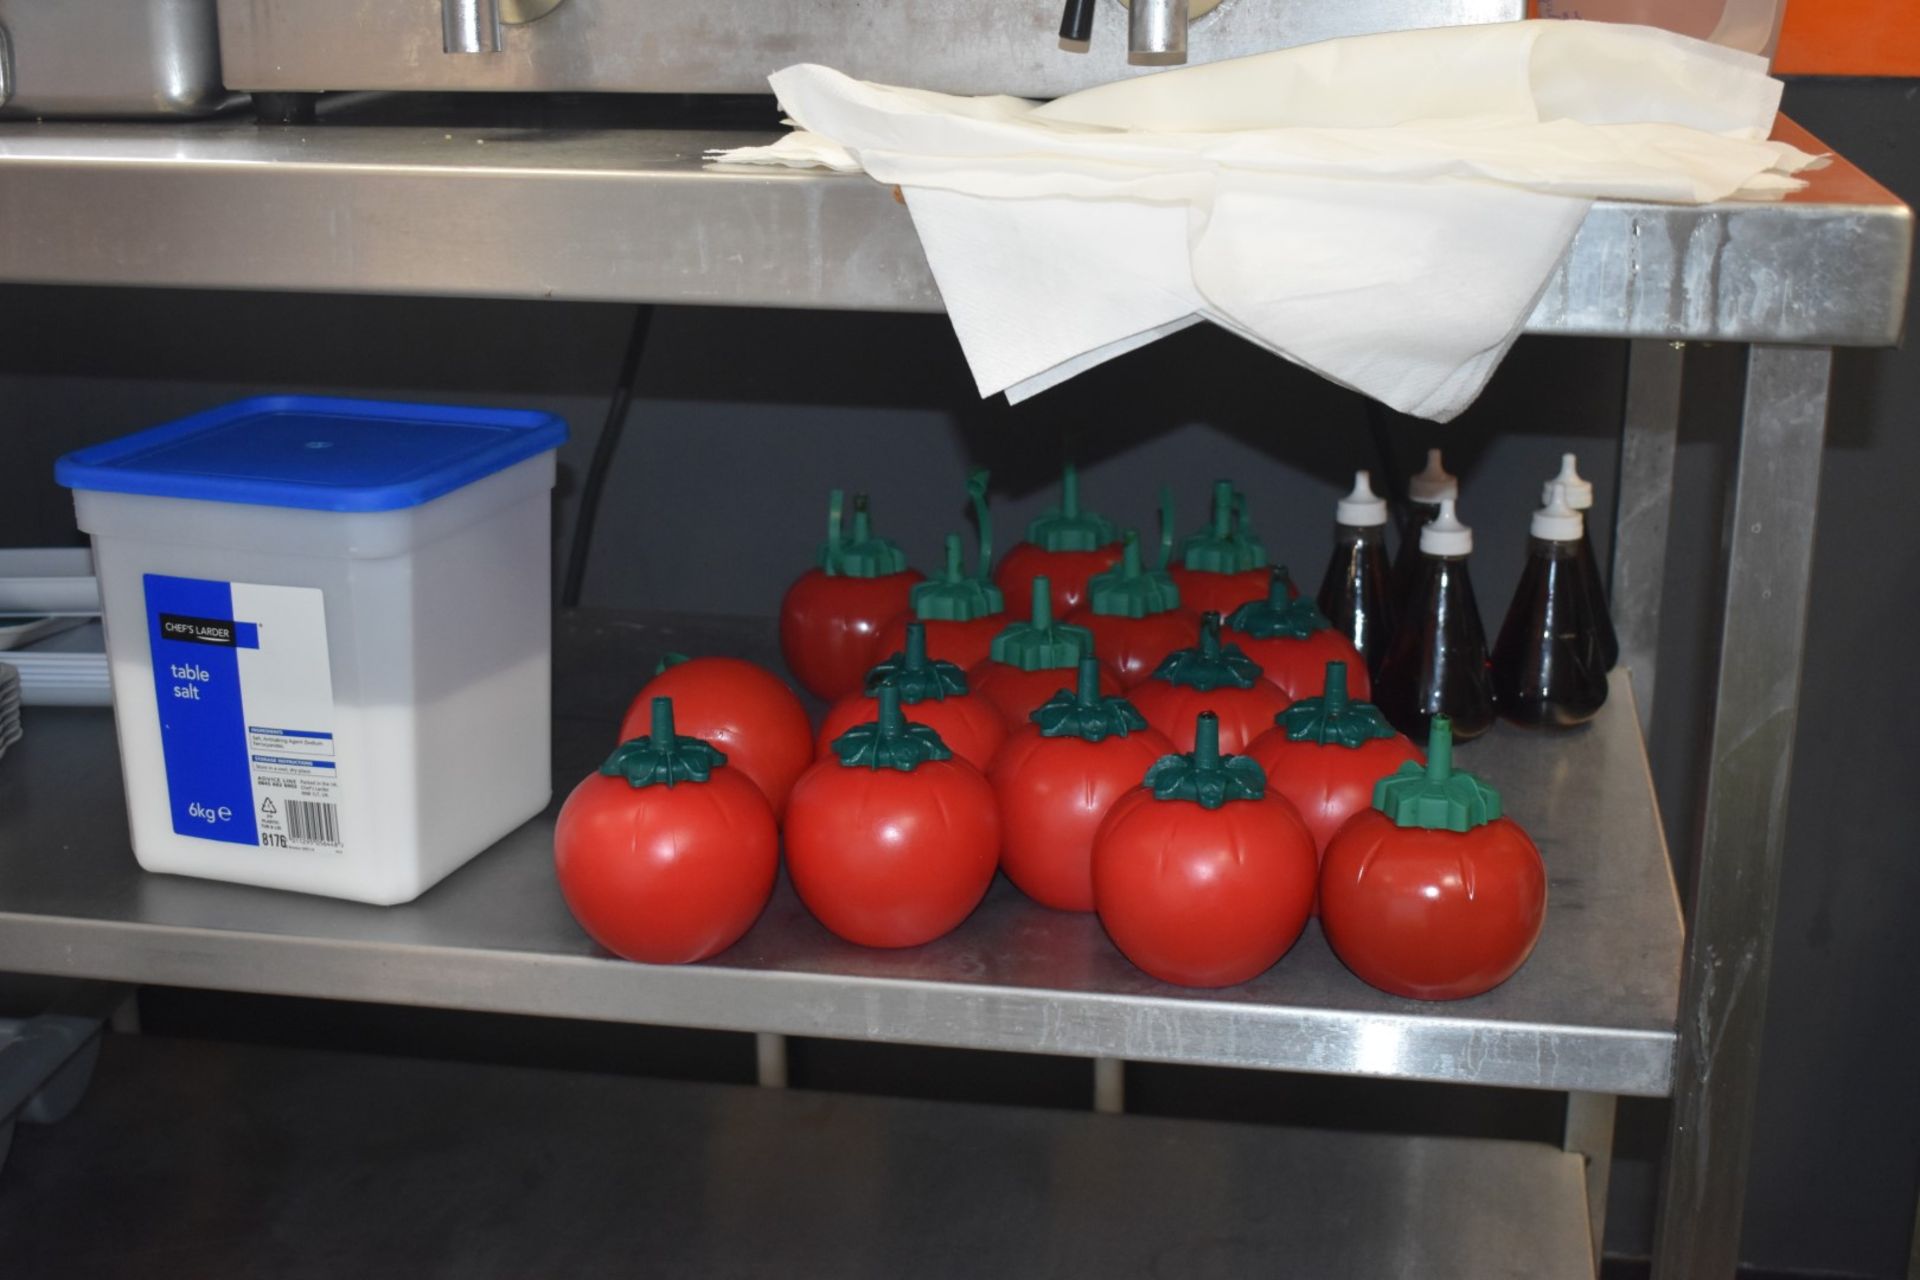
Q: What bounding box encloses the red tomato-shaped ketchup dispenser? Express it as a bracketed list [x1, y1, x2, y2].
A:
[994, 464, 1123, 617]
[969, 575, 1121, 727]
[1223, 566, 1371, 703]
[1066, 528, 1196, 689]
[1320, 716, 1547, 1001]
[871, 472, 1006, 673]
[1245, 660, 1423, 856]
[870, 532, 1006, 673]
[785, 685, 1001, 948]
[1093, 711, 1318, 987]
[990, 658, 1175, 912]
[620, 653, 814, 820]
[1168, 480, 1280, 619]
[816, 621, 1007, 773]
[555, 697, 778, 965]
[1129, 611, 1292, 754]
[779, 489, 923, 701]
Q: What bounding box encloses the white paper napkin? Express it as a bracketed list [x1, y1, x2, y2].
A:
[712, 20, 1818, 421]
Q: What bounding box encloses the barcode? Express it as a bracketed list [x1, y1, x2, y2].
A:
[286, 800, 340, 845]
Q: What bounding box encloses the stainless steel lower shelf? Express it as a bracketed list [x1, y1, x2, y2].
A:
[0, 1033, 1595, 1279]
[0, 118, 1906, 345]
[0, 610, 1683, 1097]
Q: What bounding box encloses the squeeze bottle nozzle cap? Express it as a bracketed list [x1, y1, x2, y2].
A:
[1419, 498, 1473, 556]
[1335, 470, 1388, 527]
[1531, 482, 1584, 542]
[1542, 453, 1594, 511]
[1408, 449, 1459, 504]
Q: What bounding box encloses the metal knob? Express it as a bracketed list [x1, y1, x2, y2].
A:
[1129, 0, 1188, 62]
[443, 0, 504, 54]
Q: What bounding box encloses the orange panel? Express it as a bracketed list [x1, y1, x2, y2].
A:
[1773, 0, 1920, 76]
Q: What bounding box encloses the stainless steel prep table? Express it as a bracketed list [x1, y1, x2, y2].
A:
[0, 106, 1908, 1280]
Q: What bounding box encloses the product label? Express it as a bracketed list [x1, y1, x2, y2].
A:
[144, 574, 341, 853]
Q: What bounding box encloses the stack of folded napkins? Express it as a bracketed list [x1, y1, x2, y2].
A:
[0, 662, 21, 761]
[713, 20, 1819, 421]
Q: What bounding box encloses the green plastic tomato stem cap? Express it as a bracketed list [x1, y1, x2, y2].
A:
[1324, 661, 1348, 708]
[1141, 710, 1268, 810]
[1179, 480, 1267, 574]
[1194, 708, 1222, 767]
[1277, 661, 1399, 748]
[654, 651, 690, 676]
[863, 621, 971, 704]
[598, 696, 728, 788]
[1371, 716, 1503, 831]
[829, 683, 955, 772]
[988, 574, 1096, 671]
[1024, 463, 1119, 552]
[969, 468, 994, 572]
[1086, 530, 1182, 618]
[910, 533, 1004, 622]
[1158, 486, 1177, 570]
[1147, 611, 1264, 691]
[1225, 566, 1333, 640]
[817, 490, 910, 579]
[909, 470, 1003, 620]
[1030, 657, 1151, 741]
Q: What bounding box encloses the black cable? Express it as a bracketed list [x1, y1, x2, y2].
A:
[562, 304, 656, 608]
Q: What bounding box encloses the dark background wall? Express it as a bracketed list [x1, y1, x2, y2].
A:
[0, 77, 1912, 1276]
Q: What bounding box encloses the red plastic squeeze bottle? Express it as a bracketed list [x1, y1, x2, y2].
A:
[1319, 715, 1546, 1001]
[1066, 517, 1195, 689]
[1490, 482, 1609, 727]
[1168, 480, 1279, 618]
[778, 490, 923, 701]
[1374, 498, 1494, 742]
[871, 470, 1006, 672]
[994, 463, 1123, 617]
[1539, 453, 1620, 672]
[1128, 611, 1292, 754]
[816, 621, 1007, 773]
[969, 575, 1121, 727]
[1223, 565, 1370, 703]
[1390, 449, 1458, 607]
[1315, 470, 1397, 682]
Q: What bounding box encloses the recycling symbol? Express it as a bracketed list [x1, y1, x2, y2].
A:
[260, 797, 277, 815]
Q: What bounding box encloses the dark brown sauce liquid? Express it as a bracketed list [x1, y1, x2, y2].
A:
[1390, 499, 1443, 607]
[1317, 523, 1396, 681]
[1376, 552, 1494, 741]
[1491, 537, 1609, 727]
[1571, 532, 1620, 671]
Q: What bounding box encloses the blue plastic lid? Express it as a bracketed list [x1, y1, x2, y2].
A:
[55, 396, 569, 513]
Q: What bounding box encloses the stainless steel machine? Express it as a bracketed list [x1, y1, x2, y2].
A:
[0, 0, 226, 118]
[213, 0, 1522, 99]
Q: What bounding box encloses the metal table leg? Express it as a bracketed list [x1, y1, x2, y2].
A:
[1093, 1057, 1125, 1114]
[1611, 340, 1687, 735]
[755, 1032, 788, 1088]
[1651, 344, 1833, 1280]
[1564, 1091, 1617, 1275]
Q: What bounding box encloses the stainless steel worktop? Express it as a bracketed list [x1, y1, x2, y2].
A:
[0, 117, 1906, 345]
[0, 610, 1683, 1098]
